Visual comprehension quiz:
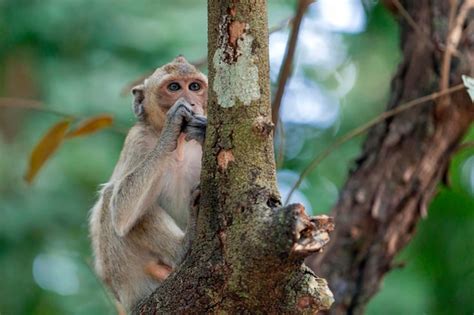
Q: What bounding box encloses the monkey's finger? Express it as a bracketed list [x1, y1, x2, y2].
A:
[167, 99, 193, 120]
[167, 105, 194, 133]
[192, 114, 207, 121]
[168, 98, 193, 114]
[173, 104, 193, 120]
[186, 116, 207, 128]
[184, 129, 205, 141]
[192, 115, 207, 122]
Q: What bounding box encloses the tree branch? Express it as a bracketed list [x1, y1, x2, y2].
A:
[0, 97, 127, 134]
[391, 0, 436, 50]
[271, 0, 314, 126]
[284, 83, 466, 205]
[439, 0, 474, 111]
[136, 1, 333, 313]
[0, 97, 72, 118]
[308, 1, 474, 314]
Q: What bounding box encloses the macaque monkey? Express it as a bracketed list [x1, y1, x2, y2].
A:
[89, 56, 207, 311]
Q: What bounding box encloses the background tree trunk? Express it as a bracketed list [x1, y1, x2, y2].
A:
[136, 1, 334, 313]
[309, 1, 474, 314]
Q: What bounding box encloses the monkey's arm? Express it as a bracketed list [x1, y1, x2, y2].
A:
[110, 102, 195, 237]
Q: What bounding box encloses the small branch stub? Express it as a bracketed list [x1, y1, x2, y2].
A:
[290, 204, 335, 255]
[253, 116, 274, 138]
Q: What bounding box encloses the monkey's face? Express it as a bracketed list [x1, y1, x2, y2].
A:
[131, 57, 208, 131]
[154, 76, 208, 116]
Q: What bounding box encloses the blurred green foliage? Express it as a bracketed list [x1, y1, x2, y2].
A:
[0, 1, 473, 314]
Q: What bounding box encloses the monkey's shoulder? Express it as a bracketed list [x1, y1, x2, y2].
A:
[124, 123, 160, 148]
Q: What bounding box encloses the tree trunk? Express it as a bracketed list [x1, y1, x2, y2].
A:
[309, 1, 474, 314]
[135, 1, 334, 313]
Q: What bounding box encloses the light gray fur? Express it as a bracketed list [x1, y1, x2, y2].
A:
[89, 100, 205, 310]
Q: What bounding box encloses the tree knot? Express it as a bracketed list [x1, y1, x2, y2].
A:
[288, 204, 334, 256]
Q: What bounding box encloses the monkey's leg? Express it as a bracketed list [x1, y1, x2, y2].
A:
[145, 261, 173, 281]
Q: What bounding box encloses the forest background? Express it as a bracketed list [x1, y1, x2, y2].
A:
[0, 1, 473, 314]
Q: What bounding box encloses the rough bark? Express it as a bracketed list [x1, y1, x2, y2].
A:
[135, 1, 334, 313]
[309, 1, 474, 314]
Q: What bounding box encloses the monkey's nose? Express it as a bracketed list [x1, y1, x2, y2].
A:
[190, 103, 195, 107]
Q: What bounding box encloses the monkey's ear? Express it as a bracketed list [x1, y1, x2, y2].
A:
[131, 84, 145, 120]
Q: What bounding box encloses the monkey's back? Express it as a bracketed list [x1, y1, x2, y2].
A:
[89, 184, 161, 309]
[89, 124, 203, 310]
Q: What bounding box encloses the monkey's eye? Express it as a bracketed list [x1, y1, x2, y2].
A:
[167, 82, 181, 92]
[189, 82, 201, 91]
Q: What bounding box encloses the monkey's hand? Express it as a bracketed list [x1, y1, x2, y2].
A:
[158, 99, 194, 153]
[184, 115, 207, 145]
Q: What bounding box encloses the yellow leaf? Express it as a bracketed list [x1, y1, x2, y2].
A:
[24, 119, 71, 183]
[65, 114, 114, 138]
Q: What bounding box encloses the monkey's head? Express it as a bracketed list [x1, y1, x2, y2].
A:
[131, 56, 208, 130]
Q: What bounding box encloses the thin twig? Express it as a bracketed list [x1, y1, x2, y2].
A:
[284, 83, 466, 205]
[0, 97, 73, 118]
[271, 0, 315, 126]
[391, 0, 436, 50]
[276, 117, 286, 168]
[439, 0, 474, 109]
[448, 0, 459, 30]
[0, 97, 128, 134]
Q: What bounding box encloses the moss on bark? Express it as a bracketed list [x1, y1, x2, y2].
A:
[136, 1, 333, 313]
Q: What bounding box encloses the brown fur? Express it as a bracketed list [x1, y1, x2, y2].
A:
[89, 57, 207, 310]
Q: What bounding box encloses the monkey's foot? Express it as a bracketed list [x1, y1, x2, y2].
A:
[145, 262, 173, 281]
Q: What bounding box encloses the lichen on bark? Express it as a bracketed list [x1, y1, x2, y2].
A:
[212, 18, 260, 108]
[136, 1, 334, 313]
